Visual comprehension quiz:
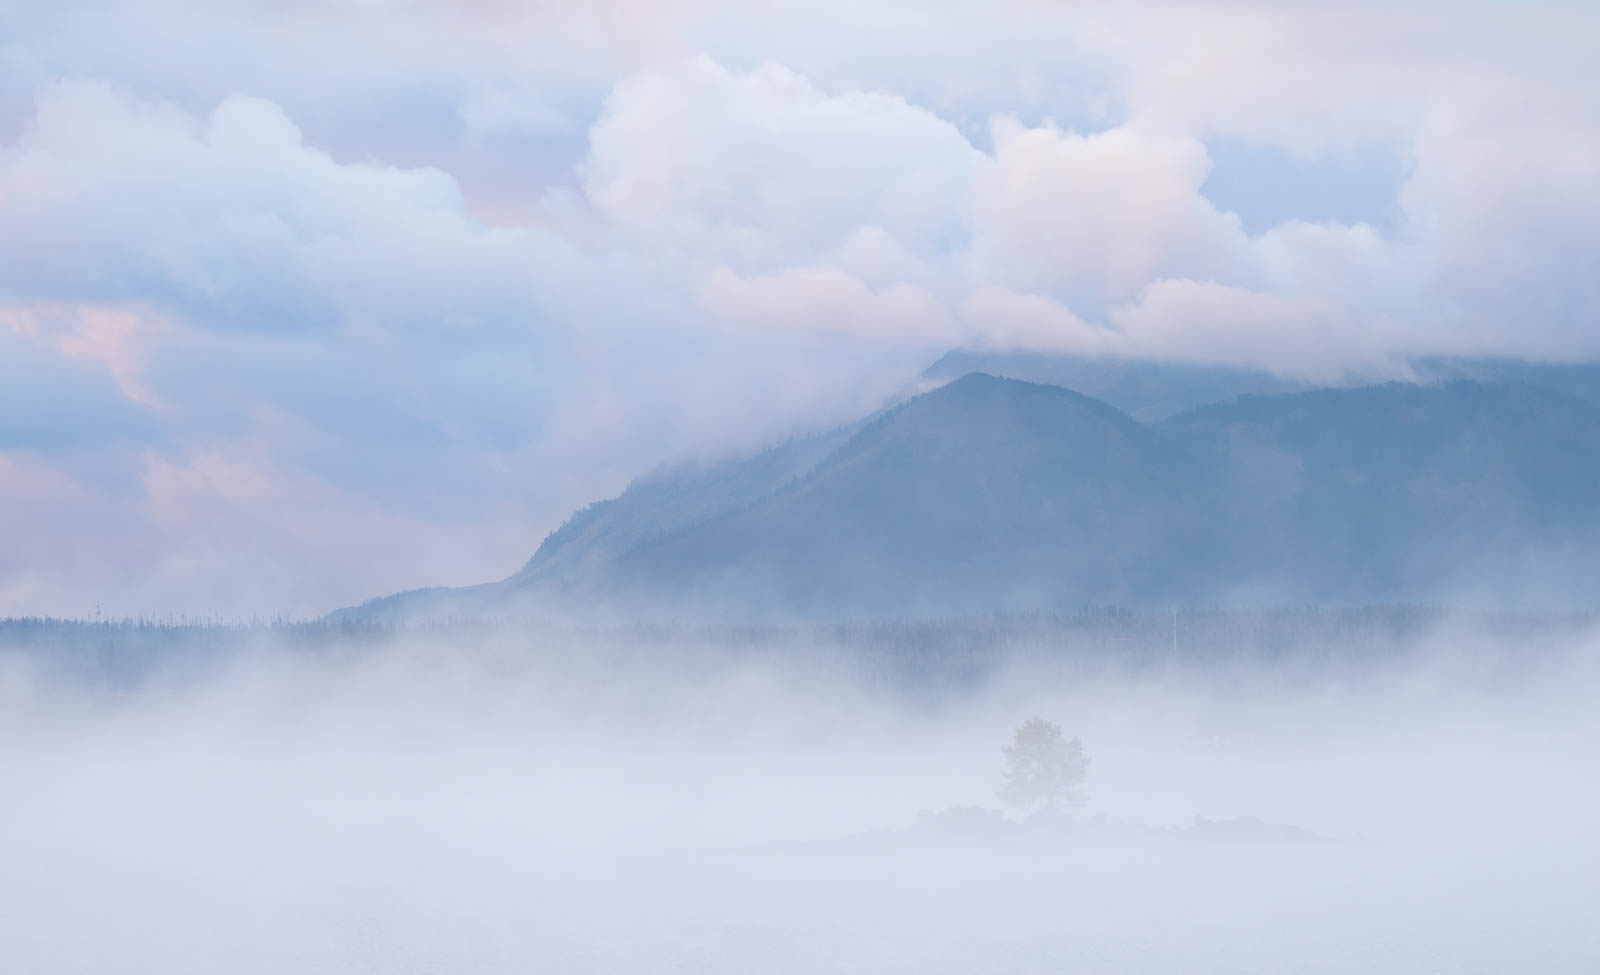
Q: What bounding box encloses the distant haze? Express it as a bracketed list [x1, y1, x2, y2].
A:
[3, 616, 1597, 973]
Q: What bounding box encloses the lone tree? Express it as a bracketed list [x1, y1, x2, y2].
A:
[998, 718, 1090, 814]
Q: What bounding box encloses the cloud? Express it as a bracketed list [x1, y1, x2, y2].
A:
[971, 117, 1248, 311]
[1108, 279, 1399, 382]
[582, 58, 982, 270]
[1400, 80, 1600, 354]
[963, 280, 1403, 383]
[961, 287, 1119, 355]
[0, 81, 519, 334]
[701, 265, 953, 343]
[0, 315, 163, 451]
[3, 1, 1600, 615]
[0, 76, 973, 614]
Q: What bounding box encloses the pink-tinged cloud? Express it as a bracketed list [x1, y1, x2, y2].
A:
[700, 265, 953, 343]
[50, 304, 167, 407]
[1109, 279, 1401, 382]
[971, 118, 1247, 306]
[962, 287, 1120, 355]
[3, 1, 1600, 616]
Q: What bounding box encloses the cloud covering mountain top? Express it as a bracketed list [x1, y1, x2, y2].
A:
[3, 0, 1598, 616]
[337, 372, 1600, 623]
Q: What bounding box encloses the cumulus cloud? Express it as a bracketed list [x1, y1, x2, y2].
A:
[970, 118, 1251, 313]
[582, 58, 981, 270]
[1109, 279, 1401, 382]
[2, 0, 1599, 615]
[961, 280, 1401, 383]
[961, 287, 1118, 355]
[0, 75, 971, 614]
[701, 266, 953, 343]
[0, 82, 515, 332]
[1402, 82, 1600, 353]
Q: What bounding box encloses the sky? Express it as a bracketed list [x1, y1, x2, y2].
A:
[2, 0, 1598, 618]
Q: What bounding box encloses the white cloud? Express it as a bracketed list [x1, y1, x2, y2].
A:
[0, 81, 524, 334]
[3, 1, 1600, 615]
[962, 287, 1119, 355]
[582, 58, 982, 270]
[0, 76, 972, 614]
[1108, 279, 1401, 382]
[701, 265, 953, 343]
[1400, 80, 1600, 355]
[970, 118, 1249, 310]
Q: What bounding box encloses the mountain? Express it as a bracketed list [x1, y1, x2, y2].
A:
[922, 350, 1600, 420]
[564, 374, 1195, 618]
[921, 350, 1308, 421]
[1164, 381, 1600, 606]
[335, 373, 1600, 623]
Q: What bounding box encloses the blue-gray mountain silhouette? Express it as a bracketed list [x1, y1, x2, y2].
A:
[336, 372, 1600, 622]
[923, 350, 1600, 420]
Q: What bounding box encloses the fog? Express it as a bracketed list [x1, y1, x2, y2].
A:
[3, 618, 1598, 973]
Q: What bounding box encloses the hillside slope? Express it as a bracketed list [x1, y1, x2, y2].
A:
[335, 374, 1600, 622]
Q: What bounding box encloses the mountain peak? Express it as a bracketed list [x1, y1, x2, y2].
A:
[334, 373, 1600, 624]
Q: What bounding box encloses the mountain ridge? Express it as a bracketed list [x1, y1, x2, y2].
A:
[334, 370, 1600, 623]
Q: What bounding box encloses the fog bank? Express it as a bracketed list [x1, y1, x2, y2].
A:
[3, 617, 1597, 973]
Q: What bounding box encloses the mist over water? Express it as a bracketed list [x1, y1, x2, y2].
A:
[4, 618, 1597, 974]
